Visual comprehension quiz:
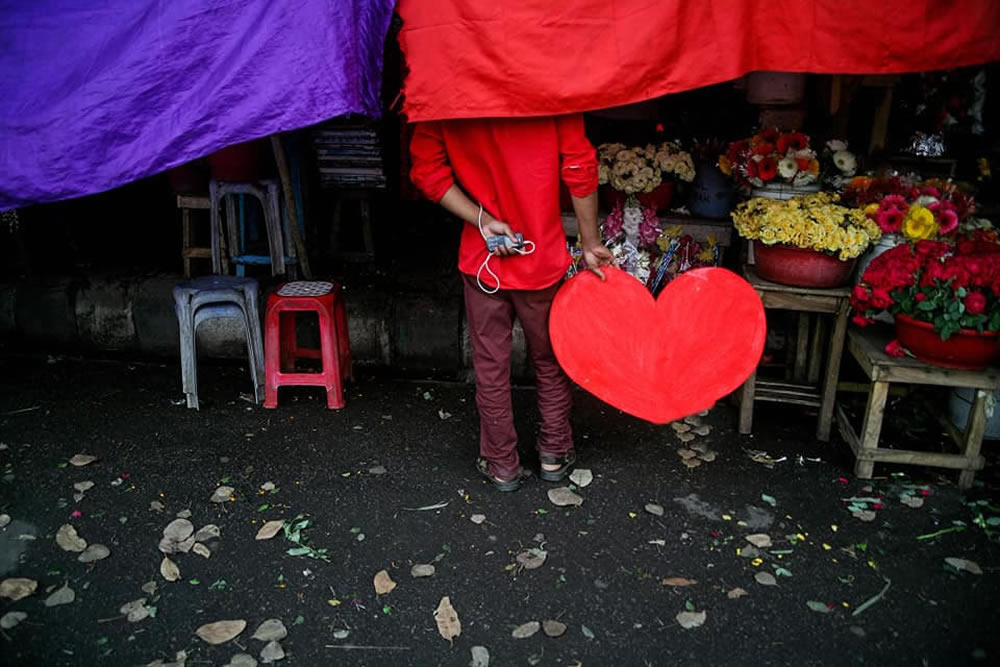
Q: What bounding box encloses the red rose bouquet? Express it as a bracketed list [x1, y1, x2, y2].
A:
[719, 128, 819, 191]
[851, 229, 1000, 340]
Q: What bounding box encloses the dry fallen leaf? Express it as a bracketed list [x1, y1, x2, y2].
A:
[252, 618, 288, 642]
[160, 556, 180, 582]
[411, 564, 436, 578]
[0, 611, 27, 630]
[78, 544, 110, 563]
[255, 520, 284, 541]
[55, 524, 87, 552]
[434, 596, 462, 644]
[223, 654, 258, 667]
[516, 548, 547, 570]
[141, 581, 158, 595]
[210, 486, 235, 503]
[196, 619, 247, 645]
[192, 543, 211, 559]
[852, 509, 876, 522]
[194, 524, 221, 542]
[512, 621, 540, 639]
[163, 519, 194, 543]
[662, 577, 697, 587]
[470, 646, 490, 667]
[73, 481, 95, 492]
[0, 514, 10, 528]
[746, 534, 772, 549]
[147, 649, 188, 667]
[547, 487, 583, 507]
[373, 569, 397, 596]
[121, 598, 152, 622]
[69, 454, 98, 467]
[675, 610, 707, 629]
[470, 514, 486, 525]
[945, 557, 983, 575]
[543, 620, 567, 637]
[149, 501, 165, 512]
[259, 640, 284, 664]
[645, 503, 664, 517]
[755, 572, 777, 586]
[727, 587, 749, 599]
[569, 468, 593, 488]
[0, 578, 36, 601]
[44, 583, 75, 607]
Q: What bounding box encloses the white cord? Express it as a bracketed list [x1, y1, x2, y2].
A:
[476, 203, 534, 294]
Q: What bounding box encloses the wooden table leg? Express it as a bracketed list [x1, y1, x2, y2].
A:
[807, 316, 825, 386]
[793, 313, 809, 383]
[817, 302, 849, 441]
[738, 369, 756, 435]
[855, 380, 889, 479]
[958, 389, 989, 490]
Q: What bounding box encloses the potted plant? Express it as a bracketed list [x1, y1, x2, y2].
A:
[851, 229, 1000, 369]
[718, 128, 820, 198]
[731, 192, 882, 288]
[597, 141, 696, 213]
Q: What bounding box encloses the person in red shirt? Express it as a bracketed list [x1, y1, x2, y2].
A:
[410, 114, 612, 491]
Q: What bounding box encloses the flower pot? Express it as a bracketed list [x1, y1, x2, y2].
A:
[894, 313, 1000, 370]
[688, 163, 733, 219]
[601, 182, 674, 213]
[753, 241, 856, 288]
[949, 387, 1000, 440]
[750, 182, 821, 201]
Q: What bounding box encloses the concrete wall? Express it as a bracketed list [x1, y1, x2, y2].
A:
[0, 274, 534, 380]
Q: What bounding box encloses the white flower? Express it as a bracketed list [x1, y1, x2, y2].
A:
[777, 158, 798, 179]
[826, 139, 848, 152]
[832, 150, 856, 175]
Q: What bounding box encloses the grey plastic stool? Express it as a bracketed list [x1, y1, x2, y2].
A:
[173, 275, 265, 409]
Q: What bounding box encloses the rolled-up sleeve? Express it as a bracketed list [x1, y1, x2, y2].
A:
[409, 121, 455, 202]
[556, 114, 598, 197]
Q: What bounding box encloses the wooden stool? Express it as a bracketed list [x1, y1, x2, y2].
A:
[835, 326, 1000, 489]
[738, 266, 851, 441]
[177, 194, 220, 278]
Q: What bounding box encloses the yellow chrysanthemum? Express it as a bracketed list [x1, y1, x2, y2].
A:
[901, 204, 938, 241]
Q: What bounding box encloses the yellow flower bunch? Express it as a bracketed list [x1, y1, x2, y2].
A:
[732, 192, 882, 260]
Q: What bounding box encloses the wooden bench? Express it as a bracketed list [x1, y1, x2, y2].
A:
[835, 325, 1000, 489]
[738, 266, 851, 442]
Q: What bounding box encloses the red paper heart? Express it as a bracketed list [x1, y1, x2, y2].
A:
[550, 266, 765, 424]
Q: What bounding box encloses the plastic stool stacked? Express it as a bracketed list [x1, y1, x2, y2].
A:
[264, 280, 351, 409]
[209, 179, 297, 277]
[173, 276, 265, 409]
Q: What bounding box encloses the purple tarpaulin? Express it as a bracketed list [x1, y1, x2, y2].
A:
[0, 0, 396, 210]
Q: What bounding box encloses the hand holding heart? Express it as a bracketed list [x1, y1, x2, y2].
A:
[549, 266, 766, 424]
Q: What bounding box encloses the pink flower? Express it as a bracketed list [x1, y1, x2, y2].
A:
[884, 339, 906, 357]
[851, 314, 870, 327]
[71, 510, 83, 518]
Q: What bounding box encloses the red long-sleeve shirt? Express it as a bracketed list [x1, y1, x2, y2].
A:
[409, 115, 598, 290]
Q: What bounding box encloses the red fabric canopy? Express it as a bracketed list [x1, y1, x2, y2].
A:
[398, 0, 1000, 122]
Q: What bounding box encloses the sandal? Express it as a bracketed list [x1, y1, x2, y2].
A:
[538, 450, 577, 482]
[476, 457, 523, 492]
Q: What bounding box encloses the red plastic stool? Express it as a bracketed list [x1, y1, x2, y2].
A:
[263, 280, 352, 409]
